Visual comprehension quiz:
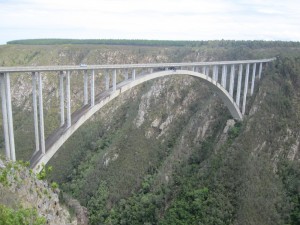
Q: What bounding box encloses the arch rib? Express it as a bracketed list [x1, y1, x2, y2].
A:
[32, 69, 242, 172]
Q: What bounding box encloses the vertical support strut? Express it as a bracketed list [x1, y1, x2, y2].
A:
[229, 65, 235, 97]
[213, 65, 218, 82]
[37, 72, 45, 155]
[250, 63, 256, 96]
[105, 70, 110, 90]
[206, 67, 209, 78]
[202, 66, 206, 75]
[113, 69, 117, 92]
[236, 64, 243, 107]
[5, 73, 16, 161]
[84, 70, 88, 105]
[242, 64, 250, 115]
[221, 65, 227, 88]
[66, 71, 71, 128]
[0, 73, 10, 160]
[32, 72, 39, 153]
[91, 70, 95, 107]
[132, 69, 136, 80]
[59, 71, 64, 126]
[258, 62, 262, 79]
[124, 69, 129, 80]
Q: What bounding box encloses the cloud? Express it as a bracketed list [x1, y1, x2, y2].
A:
[0, 0, 299, 44]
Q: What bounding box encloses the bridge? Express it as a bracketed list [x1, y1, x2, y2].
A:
[0, 58, 275, 172]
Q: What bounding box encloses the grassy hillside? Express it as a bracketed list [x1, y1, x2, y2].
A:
[0, 42, 299, 224]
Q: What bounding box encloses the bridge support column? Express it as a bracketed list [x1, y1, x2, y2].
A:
[132, 69, 136, 80]
[66, 71, 71, 128]
[91, 70, 95, 107]
[113, 69, 117, 92]
[84, 70, 88, 105]
[37, 72, 45, 155]
[59, 71, 65, 126]
[32, 72, 39, 153]
[105, 70, 110, 90]
[202, 66, 206, 75]
[236, 64, 243, 107]
[250, 63, 256, 96]
[229, 65, 235, 97]
[213, 65, 218, 82]
[242, 64, 250, 115]
[124, 69, 129, 80]
[4, 73, 16, 161]
[206, 67, 210, 77]
[150, 68, 153, 74]
[0, 73, 11, 160]
[221, 65, 227, 88]
[258, 62, 263, 79]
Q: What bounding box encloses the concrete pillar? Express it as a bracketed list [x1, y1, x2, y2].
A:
[229, 65, 235, 97]
[37, 72, 45, 155]
[205, 67, 209, 79]
[250, 63, 256, 96]
[66, 71, 71, 128]
[242, 64, 250, 115]
[221, 65, 227, 88]
[113, 69, 117, 92]
[213, 65, 218, 81]
[236, 64, 243, 107]
[192, 66, 195, 72]
[0, 74, 10, 160]
[124, 69, 129, 80]
[59, 71, 65, 126]
[4, 73, 16, 161]
[132, 69, 136, 80]
[202, 66, 206, 75]
[150, 68, 153, 74]
[258, 62, 263, 79]
[91, 70, 95, 106]
[32, 72, 39, 153]
[105, 70, 110, 90]
[84, 70, 88, 105]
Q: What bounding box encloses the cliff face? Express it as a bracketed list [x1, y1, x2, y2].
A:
[0, 44, 299, 224]
[0, 159, 76, 224]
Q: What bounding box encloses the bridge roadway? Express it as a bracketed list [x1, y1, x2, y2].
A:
[0, 58, 275, 73]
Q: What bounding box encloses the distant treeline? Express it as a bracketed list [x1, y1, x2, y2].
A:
[6, 38, 300, 48]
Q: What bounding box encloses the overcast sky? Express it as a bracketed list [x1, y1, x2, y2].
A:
[0, 0, 299, 44]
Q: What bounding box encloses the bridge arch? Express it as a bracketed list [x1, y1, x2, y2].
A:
[33, 69, 241, 172]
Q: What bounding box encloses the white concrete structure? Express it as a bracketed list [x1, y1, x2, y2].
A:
[0, 58, 275, 172]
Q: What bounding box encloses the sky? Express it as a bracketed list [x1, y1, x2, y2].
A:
[0, 0, 300, 44]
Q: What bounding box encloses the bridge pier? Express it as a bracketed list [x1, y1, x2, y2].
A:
[91, 70, 95, 107]
[242, 64, 250, 114]
[37, 72, 46, 155]
[105, 70, 110, 90]
[32, 72, 39, 153]
[59, 71, 65, 126]
[221, 65, 227, 88]
[250, 63, 257, 95]
[236, 64, 243, 107]
[124, 69, 129, 80]
[84, 70, 88, 105]
[113, 69, 117, 91]
[66, 71, 71, 128]
[132, 69, 136, 80]
[258, 62, 263, 79]
[229, 65, 235, 97]
[0, 73, 15, 160]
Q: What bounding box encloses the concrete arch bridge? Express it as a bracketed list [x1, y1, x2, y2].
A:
[0, 58, 275, 172]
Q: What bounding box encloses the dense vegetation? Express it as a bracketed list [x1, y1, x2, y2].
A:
[7, 38, 300, 49]
[0, 41, 299, 224]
